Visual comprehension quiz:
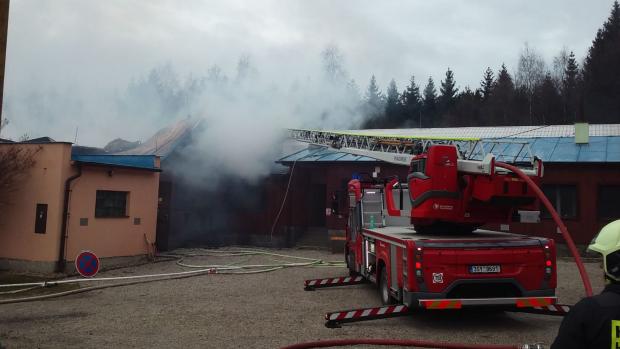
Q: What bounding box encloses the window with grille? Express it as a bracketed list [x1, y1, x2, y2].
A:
[95, 190, 128, 218]
[541, 185, 577, 219]
[598, 185, 620, 221]
[410, 158, 427, 174]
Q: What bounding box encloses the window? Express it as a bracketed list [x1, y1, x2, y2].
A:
[95, 190, 128, 218]
[34, 203, 48, 234]
[410, 158, 426, 174]
[541, 185, 577, 219]
[598, 185, 620, 221]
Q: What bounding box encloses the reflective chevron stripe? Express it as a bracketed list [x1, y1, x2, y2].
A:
[532, 304, 571, 313]
[326, 305, 408, 321]
[516, 297, 555, 308]
[421, 300, 462, 309]
[304, 276, 365, 287]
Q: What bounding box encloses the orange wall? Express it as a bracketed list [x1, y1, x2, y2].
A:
[0, 143, 160, 267]
[65, 165, 159, 260]
[0, 143, 72, 262]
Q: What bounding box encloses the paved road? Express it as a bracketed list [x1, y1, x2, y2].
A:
[0, 248, 605, 348]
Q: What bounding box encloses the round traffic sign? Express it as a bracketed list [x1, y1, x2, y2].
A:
[75, 250, 100, 277]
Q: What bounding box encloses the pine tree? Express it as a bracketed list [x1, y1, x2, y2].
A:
[455, 87, 481, 127]
[562, 51, 580, 123]
[385, 79, 401, 127]
[480, 67, 494, 102]
[401, 75, 423, 127]
[422, 77, 437, 127]
[533, 73, 563, 125]
[582, 1, 620, 122]
[365, 75, 383, 108]
[362, 75, 385, 128]
[490, 64, 516, 125]
[440, 68, 459, 108]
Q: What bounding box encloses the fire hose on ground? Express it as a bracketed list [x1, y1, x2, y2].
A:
[0, 249, 345, 305]
[280, 339, 544, 349]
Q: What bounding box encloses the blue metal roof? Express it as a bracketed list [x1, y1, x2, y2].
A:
[517, 136, 619, 162]
[72, 155, 160, 171]
[278, 147, 378, 163]
[278, 136, 620, 163]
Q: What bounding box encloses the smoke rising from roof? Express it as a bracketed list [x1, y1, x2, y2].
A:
[165, 52, 363, 187]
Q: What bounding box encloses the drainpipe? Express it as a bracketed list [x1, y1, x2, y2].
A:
[57, 164, 82, 273]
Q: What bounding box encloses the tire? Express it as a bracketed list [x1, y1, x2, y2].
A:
[346, 252, 359, 276]
[379, 266, 394, 305]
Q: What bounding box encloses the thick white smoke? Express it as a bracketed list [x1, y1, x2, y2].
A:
[168, 50, 364, 188]
[4, 0, 609, 146]
[3, 0, 608, 188]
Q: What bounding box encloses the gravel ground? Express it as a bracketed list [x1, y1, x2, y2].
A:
[0, 248, 605, 349]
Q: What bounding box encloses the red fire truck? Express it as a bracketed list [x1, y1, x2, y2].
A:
[344, 177, 556, 309]
[294, 130, 569, 327]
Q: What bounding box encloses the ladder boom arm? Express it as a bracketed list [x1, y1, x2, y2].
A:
[339, 147, 414, 166]
[287, 128, 542, 175]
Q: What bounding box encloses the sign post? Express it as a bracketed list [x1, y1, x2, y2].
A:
[75, 250, 100, 277]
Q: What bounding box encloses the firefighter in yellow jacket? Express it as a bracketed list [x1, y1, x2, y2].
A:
[551, 220, 620, 349]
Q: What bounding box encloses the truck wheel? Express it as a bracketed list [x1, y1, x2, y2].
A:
[346, 252, 358, 276]
[379, 266, 394, 305]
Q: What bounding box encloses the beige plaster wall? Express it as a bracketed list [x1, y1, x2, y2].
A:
[65, 165, 160, 261]
[0, 142, 160, 270]
[0, 143, 72, 262]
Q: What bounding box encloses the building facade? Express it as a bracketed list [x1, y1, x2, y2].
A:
[277, 125, 620, 246]
[112, 121, 620, 251]
[0, 141, 160, 273]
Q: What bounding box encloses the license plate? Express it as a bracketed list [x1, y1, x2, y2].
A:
[469, 265, 501, 273]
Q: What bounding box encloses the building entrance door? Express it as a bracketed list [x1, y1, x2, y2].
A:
[306, 183, 326, 227]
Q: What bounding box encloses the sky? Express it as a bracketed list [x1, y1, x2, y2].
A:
[1, 0, 615, 146]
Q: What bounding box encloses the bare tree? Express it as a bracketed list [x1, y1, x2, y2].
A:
[321, 45, 348, 84]
[552, 47, 570, 91]
[235, 54, 258, 85]
[206, 64, 228, 88]
[0, 145, 41, 207]
[516, 43, 546, 123]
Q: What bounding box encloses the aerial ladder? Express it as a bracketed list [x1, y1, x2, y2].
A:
[287, 128, 580, 328]
[288, 128, 544, 234]
[288, 128, 541, 170]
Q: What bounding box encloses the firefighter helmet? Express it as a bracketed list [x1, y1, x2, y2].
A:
[588, 220, 620, 282]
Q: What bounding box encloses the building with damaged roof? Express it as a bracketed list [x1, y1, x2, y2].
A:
[0, 138, 160, 273]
